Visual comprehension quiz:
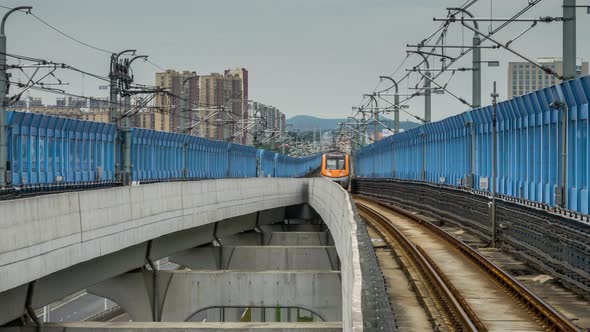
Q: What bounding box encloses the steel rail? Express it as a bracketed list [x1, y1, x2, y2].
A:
[356, 201, 480, 332]
[359, 196, 581, 332]
[353, 179, 590, 296]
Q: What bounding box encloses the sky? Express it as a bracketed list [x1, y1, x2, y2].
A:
[2, 0, 590, 123]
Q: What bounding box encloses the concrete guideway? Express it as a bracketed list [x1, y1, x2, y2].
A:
[0, 178, 364, 330]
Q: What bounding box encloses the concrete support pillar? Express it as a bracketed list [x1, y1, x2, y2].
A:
[88, 271, 171, 322]
[89, 270, 342, 323]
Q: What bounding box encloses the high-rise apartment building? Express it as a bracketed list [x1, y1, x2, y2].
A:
[154, 70, 199, 133]
[507, 57, 589, 99]
[248, 100, 287, 146]
[199, 73, 242, 141]
[225, 68, 249, 144]
[133, 111, 170, 132]
[279, 113, 286, 134]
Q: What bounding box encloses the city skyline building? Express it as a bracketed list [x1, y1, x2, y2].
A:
[248, 100, 287, 147]
[199, 72, 243, 141]
[154, 69, 200, 133]
[507, 57, 589, 99]
[9, 67, 283, 147]
[11, 96, 43, 109]
[225, 68, 249, 144]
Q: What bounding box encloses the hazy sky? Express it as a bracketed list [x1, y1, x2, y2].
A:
[2, 0, 590, 122]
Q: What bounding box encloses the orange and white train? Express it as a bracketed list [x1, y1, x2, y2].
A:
[321, 152, 350, 189]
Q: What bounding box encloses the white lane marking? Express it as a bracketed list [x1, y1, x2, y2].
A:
[50, 291, 88, 311]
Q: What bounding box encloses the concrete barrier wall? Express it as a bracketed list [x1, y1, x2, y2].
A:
[308, 179, 363, 332]
[0, 178, 308, 294]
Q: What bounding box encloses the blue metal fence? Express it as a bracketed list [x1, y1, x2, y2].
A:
[355, 75, 590, 214]
[7, 111, 116, 188]
[275, 153, 320, 178]
[257, 149, 276, 177]
[4, 110, 320, 189]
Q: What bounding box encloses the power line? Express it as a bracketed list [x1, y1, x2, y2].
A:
[146, 59, 166, 71]
[1, 51, 114, 84]
[29, 12, 115, 54]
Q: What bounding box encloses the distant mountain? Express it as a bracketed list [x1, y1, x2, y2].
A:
[287, 115, 420, 132]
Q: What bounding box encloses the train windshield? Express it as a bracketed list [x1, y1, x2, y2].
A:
[326, 157, 345, 170]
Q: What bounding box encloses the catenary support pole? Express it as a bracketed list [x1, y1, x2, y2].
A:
[124, 55, 148, 128]
[424, 72, 431, 123]
[409, 52, 432, 123]
[109, 50, 135, 124]
[0, 6, 32, 188]
[563, 0, 576, 81]
[109, 54, 118, 124]
[180, 75, 198, 133]
[490, 81, 498, 248]
[368, 94, 379, 140]
[379, 76, 400, 133]
[448, 7, 481, 108]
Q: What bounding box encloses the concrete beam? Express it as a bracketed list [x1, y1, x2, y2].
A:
[220, 230, 329, 246]
[88, 270, 342, 323]
[266, 232, 329, 246]
[259, 224, 325, 233]
[170, 246, 339, 270]
[0, 322, 342, 331]
[0, 178, 363, 330]
[0, 179, 308, 296]
[0, 212, 288, 324]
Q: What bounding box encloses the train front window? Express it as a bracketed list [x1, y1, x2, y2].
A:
[326, 158, 345, 170]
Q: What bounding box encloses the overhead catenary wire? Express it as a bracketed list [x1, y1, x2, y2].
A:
[392, 0, 545, 108]
[0, 6, 172, 95]
[0, 6, 259, 142]
[0, 6, 114, 55]
[4, 52, 242, 118]
[28, 13, 115, 54]
[358, 0, 518, 122]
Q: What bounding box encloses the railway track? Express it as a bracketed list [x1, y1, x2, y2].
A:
[355, 196, 580, 332]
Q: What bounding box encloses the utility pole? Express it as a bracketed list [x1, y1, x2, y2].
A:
[180, 74, 199, 134]
[379, 76, 400, 134]
[563, 0, 576, 80]
[490, 81, 499, 248]
[424, 71, 431, 122]
[108, 49, 134, 184]
[123, 55, 148, 128]
[119, 54, 145, 186]
[448, 7, 481, 108]
[365, 94, 379, 141]
[472, 25, 481, 108]
[408, 51, 432, 123]
[0, 6, 32, 188]
[109, 49, 135, 124]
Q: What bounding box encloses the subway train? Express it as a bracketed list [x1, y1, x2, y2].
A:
[1, 110, 320, 192]
[321, 152, 350, 189]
